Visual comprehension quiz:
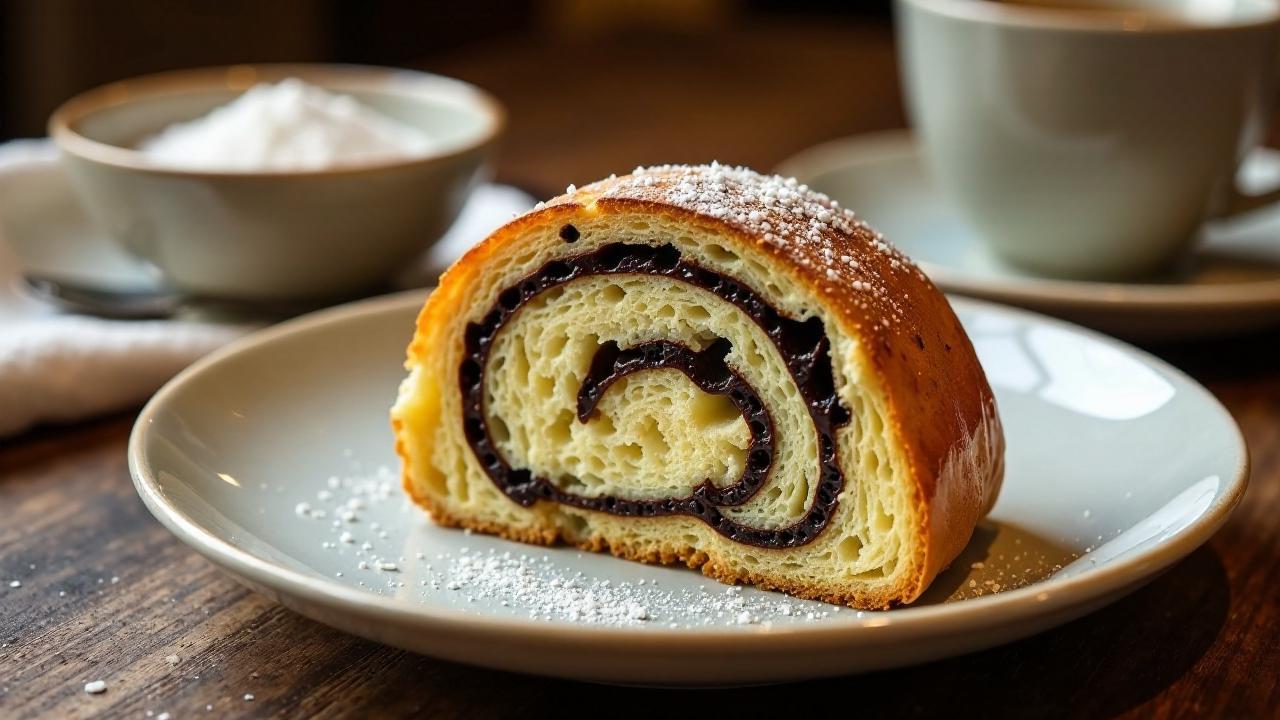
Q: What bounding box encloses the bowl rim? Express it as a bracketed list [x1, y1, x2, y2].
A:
[48, 63, 506, 179]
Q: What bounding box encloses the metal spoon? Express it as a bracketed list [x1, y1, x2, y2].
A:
[19, 273, 390, 322]
[20, 273, 185, 319]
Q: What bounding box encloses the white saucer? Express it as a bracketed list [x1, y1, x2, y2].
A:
[777, 131, 1280, 342]
[129, 291, 1246, 685]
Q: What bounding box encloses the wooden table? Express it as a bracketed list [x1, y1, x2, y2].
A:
[3, 19, 1278, 718]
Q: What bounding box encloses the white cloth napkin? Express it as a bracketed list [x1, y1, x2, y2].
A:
[0, 139, 535, 438]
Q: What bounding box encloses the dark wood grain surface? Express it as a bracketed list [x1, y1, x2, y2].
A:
[2, 19, 1278, 719]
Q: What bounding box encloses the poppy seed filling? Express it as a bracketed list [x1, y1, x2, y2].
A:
[459, 242, 851, 548]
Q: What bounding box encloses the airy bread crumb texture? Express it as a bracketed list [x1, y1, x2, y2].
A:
[393, 164, 1003, 609]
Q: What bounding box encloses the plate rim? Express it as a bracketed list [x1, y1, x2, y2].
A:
[775, 130, 1280, 311]
[128, 290, 1249, 650]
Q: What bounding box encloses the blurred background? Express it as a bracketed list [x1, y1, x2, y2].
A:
[0, 0, 897, 194]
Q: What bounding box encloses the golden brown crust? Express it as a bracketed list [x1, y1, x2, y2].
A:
[397, 164, 1003, 607]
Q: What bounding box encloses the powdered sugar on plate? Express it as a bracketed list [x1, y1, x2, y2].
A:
[291, 463, 854, 629]
[289, 460, 1051, 627]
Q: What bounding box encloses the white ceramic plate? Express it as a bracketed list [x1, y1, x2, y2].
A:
[129, 290, 1247, 685]
[777, 131, 1280, 341]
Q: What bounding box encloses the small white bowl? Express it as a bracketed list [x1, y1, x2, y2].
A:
[50, 64, 505, 301]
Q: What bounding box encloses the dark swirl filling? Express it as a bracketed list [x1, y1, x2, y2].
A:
[460, 240, 851, 548]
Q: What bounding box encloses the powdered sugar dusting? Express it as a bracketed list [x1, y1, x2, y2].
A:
[555, 163, 926, 329]
[292, 464, 858, 628]
[615, 162, 865, 242]
[416, 548, 841, 627]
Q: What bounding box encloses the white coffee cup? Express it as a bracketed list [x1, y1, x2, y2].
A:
[897, 0, 1280, 278]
